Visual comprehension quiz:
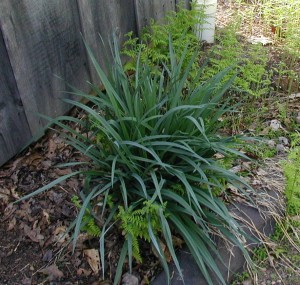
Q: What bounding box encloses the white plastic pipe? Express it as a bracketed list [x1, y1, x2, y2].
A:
[195, 0, 218, 43]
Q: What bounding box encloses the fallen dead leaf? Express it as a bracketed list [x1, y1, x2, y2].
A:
[152, 240, 172, 263]
[53, 167, 72, 176]
[213, 153, 225, 159]
[53, 226, 69, 244]
[61, 204, 73, 217]
[42, 250, 53, 262]
[49, 191, 64, 204]
[42, 209, 50, 225]
[21, 277, 32, 285]
[6, 157, 23, 174]
[23, 153, 43, 168]
[22, 223, 44, 243]
[66, 178, 79, 190]
[3, 203, 17, 221]
[10, 187, 20, 200]
[0, 188, 10, 204]
[41, 160, 52, 169]
[40, 264, 64, 281]
[16, 201, 34, 221]
[84, 248, 101, 274]
[46, 139, 57, 159]
[7, 217, 17, 231]
[172, 235, 184, 248]
[77, 267, 92, 277]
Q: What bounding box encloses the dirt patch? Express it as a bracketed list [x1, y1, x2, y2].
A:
[0, 128, 103, 284]
[0, 125, 160, 284]
[0, 223, 42, 285]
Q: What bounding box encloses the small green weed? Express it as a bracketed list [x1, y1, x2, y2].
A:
[252, 246, 268, 264]
[243, 141, 277, 159]
[204, 24, 271, 97]
[263, 0, 300, 53]
[283, 146, 300, 216]
[122, 2, 205, 77]
[271, 223, 285, 242]
[117, 201, 167, 262]
[231, 271, 250, 285]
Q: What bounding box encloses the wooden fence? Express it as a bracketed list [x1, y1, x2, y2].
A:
[0, 0, 190, 166]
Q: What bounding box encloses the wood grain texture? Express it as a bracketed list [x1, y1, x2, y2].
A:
[0, 0, 91, 134]
[134, 0, 176, 36]
[77, 0, 137, 83]
[176, 0, 191, 10]
[0, 28, 32, 166]
[0, 0, 191, 166]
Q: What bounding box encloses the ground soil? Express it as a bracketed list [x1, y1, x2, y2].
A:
[0, 123, 159, 285]
[0, 129, 103, 285]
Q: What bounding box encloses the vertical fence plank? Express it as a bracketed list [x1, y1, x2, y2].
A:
[176, 0, 191, 10]
[0, 0, 191, 166]
[134, 0, 177, 36]
[77, 0, 137, 83]
[0, 28, 32, 166]
[0, 0, 91, 135]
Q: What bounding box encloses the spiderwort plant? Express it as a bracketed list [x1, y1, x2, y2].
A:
[19, 37, 254, 285]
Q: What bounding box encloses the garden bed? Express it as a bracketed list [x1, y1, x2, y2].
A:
[0, 130, 286, 284]
[1, 1, 300, 284]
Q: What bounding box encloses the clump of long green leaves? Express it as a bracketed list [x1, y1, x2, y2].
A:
[20, 38, 254, 285]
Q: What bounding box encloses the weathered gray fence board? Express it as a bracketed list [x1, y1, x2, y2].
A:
[77, 0, 137, 83]
[134, 0, 191, 35]
[0, 0, 91, 135]
[134, 0, 177, 36]
[176, 0, 191, 10]
[0, 28, 32, 166]
[0, 0, 191, 166]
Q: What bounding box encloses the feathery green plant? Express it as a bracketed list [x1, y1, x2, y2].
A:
[122, 2, 206, 77]
[202, 23, 272, 97]
[19, 37, 255, 285]
[283, 146, 300, 216]
[117, 200, 167, 263]
[71, 195, 101, 237]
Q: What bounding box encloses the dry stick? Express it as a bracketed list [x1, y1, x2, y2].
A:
[232, 187, 300, 284]
[231, 208, 286, 285]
